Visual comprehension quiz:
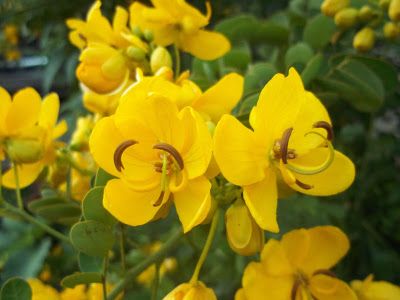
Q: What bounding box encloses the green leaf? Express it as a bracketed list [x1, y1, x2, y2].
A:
[0, 278, 32, 300]
[221, 49, 251, 72]
[70, 220, 115, 257]
[303, 14, 336, 49]
[244, 63, 277, 94]
[82, 187, 116, 226]
[34, 203, 81, 225]
[28, 197, 66, 212]
[78, 252, 103, 273]
[284, 42, 314, 71]
[61, 272, 102, 288]
[94, 168, 115, 187]
[301, 53, 324, 87]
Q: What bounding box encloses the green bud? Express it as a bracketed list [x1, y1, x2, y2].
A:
[6, 138, 44, 164]
[131, 25, 143, 38]
[150, 46, 172, 73]
[126, 46, 146, 61]
[335, 8, 359, 28]
[143, 29, 154, 42]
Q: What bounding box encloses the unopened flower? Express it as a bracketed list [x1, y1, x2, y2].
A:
[130, 0, 230, 60]
[89, 94, 213, 232]
[389, 0, 400, 22]
[353, 27, 375, 52]
[150, 46, 173, 73]
[383, 22, 400, 39]
[351, 274, 400, 300]
[334, 8, 359, 28]
[321, 0, 349, 17]
[214, 68, 355, 232]
[236, 226, 356, 300]
[164, 281, 216, 300]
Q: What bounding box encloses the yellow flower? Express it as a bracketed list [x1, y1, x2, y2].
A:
[87, 283, 123, 300]
[60, 285, 86, 300]
[123, 68, 244, 124]
[89, 94, 213, 233]
[1, 88, 67, 188]
[214, 68, 355, 232]
[3, 24, 19, 45]
[28, 278, 60, 300]
[226, 199, 264, 256]
[351, 274, 400, 300]
[130, 0, 230, 60]
[236, 226, 356, 300]
[76, 44, 129, 94]
[67, 1, 130, 49]
[4, 49, 21, 61]
[164, 281, 217, 300]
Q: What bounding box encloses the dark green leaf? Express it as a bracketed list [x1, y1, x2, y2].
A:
[82, 187, 116, 226]
[94, 168, 115, 187]
[78, 252, 103, 273]
[61, 272, 102, 288]
[284, 42, 314, 71]
[303, 14, 336, 49]
[0, 278, 32, 300]
[301, 53, 324, 87]
[244, 63, 277, 94]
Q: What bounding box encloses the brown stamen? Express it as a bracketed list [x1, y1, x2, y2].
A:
[313, 269, 337, 278]
[313, 121, 334, 141]
[114, 140, 138, 172]
[153, 143, 184, 170]
[280, 127, 293, 164]
[291, 280, 301, 300]
[295, 179, 313, 190]
[153, 191, 164, 207]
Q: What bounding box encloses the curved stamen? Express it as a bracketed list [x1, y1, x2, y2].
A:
[286, 132, 335, 175]
[114, 140, 138, 172]
[295, 179, 313, 190]
[280, 127, 294, 164]
[291, 280, 301, 300]
[313, 269, 337, 278]
[153, 191, 164, 207]
[153, 143, 184, 170]
[313, 121, 334, 141]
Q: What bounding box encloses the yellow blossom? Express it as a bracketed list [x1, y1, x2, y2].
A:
[89, 93, 213, 233]
[3, 24, 19, 45]
[164, 281, 217, 300]
[351, 274, 400, 300]
[4, 49, 21, 61]
[130, 0, 230, 60]
[28, 278, 60, 300]
[70, 115, 95, 151]
[214, 68, 355, 232]
[60, 285, 86, 300]
[236, 226, 357, 300]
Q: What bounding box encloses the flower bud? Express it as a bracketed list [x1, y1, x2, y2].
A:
[335, 8, 359, 28]
[321, 0, 349, 17]
[70, 115, 95, 151]
[6, 138, 44, 163]
[389, 0, 400, 21]
[143, 29, 154, 42]
[383, 22, 400, 39]
[126, 46, 146, 61]
[379, 0, 391, 9]
[150, 47, 172, 74]
[353, 27, 375, 52]
[358, 5, 375, 22]
[131, 25, 143, 38]
[225, 199, 264, 256]
[164, 281, 217, 300]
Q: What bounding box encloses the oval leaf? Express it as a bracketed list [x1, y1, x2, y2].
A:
[0, 278, 32, 300]
[303, 14, 336, 49]
[78, 252, 104, 273]
[82, 187, 116, 226]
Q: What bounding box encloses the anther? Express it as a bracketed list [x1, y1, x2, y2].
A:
[313, 121, 334, 141]
[313, 269, 337, 278]
[295, 179, 313, 190]
[114, 140, 138, 172]
[291, 280, 301, 300]
[153, 191, 164, 207]
[280, 127, 293, 164]
[153, 143, 184, 170]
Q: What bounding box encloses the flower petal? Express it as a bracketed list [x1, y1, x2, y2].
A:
[173, 176, 211, 233]
[243, 170, 279, 232]
[53, 120, 68, 139]
[310, 275, 357, 300]
[89, 116, 125, 177]
[192, 73, 244, 123]
[0, 86, 11, 134]
[2, 162, 44, 189]
[300, 226, 350, 275]
[214, 114, 267, 186]
[103, 179, 162, 226]
[39, 93, 60, 128]
[260, 239, 294, 276]
[290, 148, 355, 196]
[280, 228, 310, 269]
[6, 87, 41, 135]
[179, 30, 230, 60]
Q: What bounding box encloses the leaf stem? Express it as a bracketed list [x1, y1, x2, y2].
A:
[190, 208, 221, 284]
[107, 228, 183, 300]
[151, 262, 161, 300]
[13, 163, 23, 209]
[119, 223, 126, 275]
[102, 256, 109, 300]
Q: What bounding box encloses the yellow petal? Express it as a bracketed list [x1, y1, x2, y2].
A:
[260, 239, 293, 276]
[242, 262, 293, 300]
[89, 116, 125, 177]
[254, 68, 305, 142]
[0, 86, 11, 134]
[290, 148, 355, 196]
[243, 170, 279, 232]
[53, 120, 68, 139]
[103, 179, 162, 226]
[310, 275, 357, 300]
[192, 73, 244, 123]
[214, 114, 267, 186]
[40, 93, 59, 128]
[68, 31, 86, 49]
[179, 30, 231, 60]
[2, 162, 43, 189]
[6, 87, 41, 135]
[280, 228, 310, 269]
[235, 289, 248, 300]
[113, 6, 128, 32]
[352, 277, 400, 300]
[300, 226, 350, 275]
[173, 176, 211, 233]
[226, 202, 253, 249]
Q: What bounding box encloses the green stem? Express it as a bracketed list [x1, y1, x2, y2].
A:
[190, 208, 221, 284]
[65, 165, 72, 202]
[173, 44, 181, 79]
[107, 228, 183, 300]
[13, 163, 23, 209]
[3, 202, 71, 244]
[102, 256, 109, 300]
[119, 223, 126, 275]
[151, 262, 161, 300]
